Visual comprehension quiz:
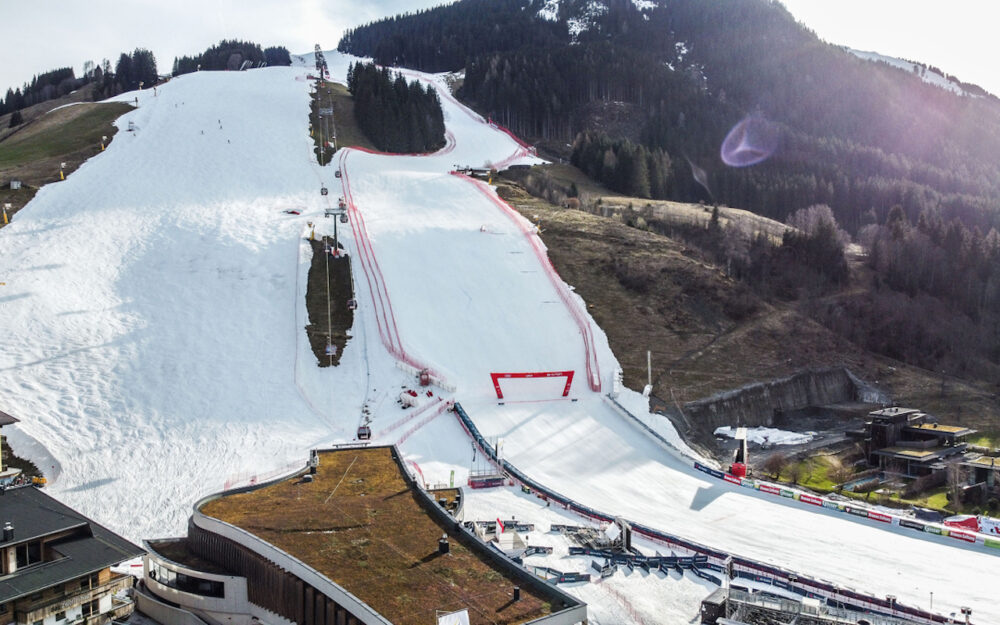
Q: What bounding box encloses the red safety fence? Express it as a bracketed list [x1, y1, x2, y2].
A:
[375, 396, 445, 439]
[390, 67, 533, 169]
[337, 150, 446, 385]
[345, 129, 456, 158]
[395, 400, 454, 446]
[455, 173, 602, 393]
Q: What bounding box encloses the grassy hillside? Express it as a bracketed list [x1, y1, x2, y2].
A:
[310, 80, 375, 163]
[0, 103, 130, 167]
[0, 98, 131, 225]
[497, 167, 1000, 439]
[0, 82, 100, 143]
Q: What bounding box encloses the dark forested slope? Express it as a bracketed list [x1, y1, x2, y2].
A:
[339, 0, 1000, 236]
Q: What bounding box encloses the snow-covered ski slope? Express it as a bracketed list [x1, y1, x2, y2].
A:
[0, 67, 383, 534]
[0, 50, 995, 623]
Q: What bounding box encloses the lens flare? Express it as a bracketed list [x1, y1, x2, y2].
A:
[721, 115, 779, 167]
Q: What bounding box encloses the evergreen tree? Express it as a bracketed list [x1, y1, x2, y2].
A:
[346, 62, 446, 153]
[264, 46, 292, 66]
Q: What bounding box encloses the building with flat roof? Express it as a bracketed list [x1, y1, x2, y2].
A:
[961, 454, 1000, 497]
[0, 485, 144, 625]
[138, 445, 587, 625]
[863, 407, 975, 477]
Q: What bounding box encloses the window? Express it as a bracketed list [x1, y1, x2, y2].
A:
[79, 573, 100, 590]
[15, 541, 42, 568]
[0, 603, 7, 614]
[81, 600, 98, 618]
[29, 592, 42, 601]
[32, 620, 42, 625]
[149, 562, 224, 598]
[56, 611, 66, 621]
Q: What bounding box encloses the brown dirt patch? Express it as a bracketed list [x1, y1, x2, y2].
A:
[499, 179, 1000, 443]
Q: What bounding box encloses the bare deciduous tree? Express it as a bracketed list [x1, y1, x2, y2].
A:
[761, 452, 788, 480]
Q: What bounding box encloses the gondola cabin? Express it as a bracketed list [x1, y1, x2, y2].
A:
[357, 426, 371, 440]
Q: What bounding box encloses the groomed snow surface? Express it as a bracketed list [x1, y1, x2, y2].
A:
[0, 51, 995, 624]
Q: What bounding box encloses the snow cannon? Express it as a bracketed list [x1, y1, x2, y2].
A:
[730, 462, 747, 479]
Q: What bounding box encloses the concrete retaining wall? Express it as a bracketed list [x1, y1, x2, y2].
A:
[386, 446, 588, 625]
[135, 588, 210, 625]
[683, 367, 876, 432]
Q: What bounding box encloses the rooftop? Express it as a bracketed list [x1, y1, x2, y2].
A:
[967, 456, 1000, 470]
[869, 407, 922, 418]
[199, 447, 556, 625]
[905, 423, 975, 436]
[0, 409, 18, 427]
[874, 447, 937, 459]
[0, 486, 144, 602]
[146, 539, 231, 575]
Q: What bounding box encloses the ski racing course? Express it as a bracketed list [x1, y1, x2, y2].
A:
[0, 48, 993, 624]
[327, 56, 999, 623]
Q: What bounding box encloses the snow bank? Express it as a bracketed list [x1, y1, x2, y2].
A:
[714, 426, 815, 446]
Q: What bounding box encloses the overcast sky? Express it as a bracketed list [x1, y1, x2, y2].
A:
[2, 1, 998, 97]
[780, 0, 1000, 96]
[0, 0, 446, 93]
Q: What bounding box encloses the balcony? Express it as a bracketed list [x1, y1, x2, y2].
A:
[16, 573, 133, 624]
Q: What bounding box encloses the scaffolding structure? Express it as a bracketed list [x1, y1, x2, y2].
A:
[701, 588, 928, 625]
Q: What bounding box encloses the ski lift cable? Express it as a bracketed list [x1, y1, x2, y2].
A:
[325, 232, 334, 365]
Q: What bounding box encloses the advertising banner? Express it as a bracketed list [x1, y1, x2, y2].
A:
[898, 518, 926, 532]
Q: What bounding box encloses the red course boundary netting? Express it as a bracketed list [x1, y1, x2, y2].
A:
[392, 67, 533, 169]
[337, 150, 445, 384]
[456, 173, 602, 393]
[491, 371, 574, 400]
[346, 129, 456, 158]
